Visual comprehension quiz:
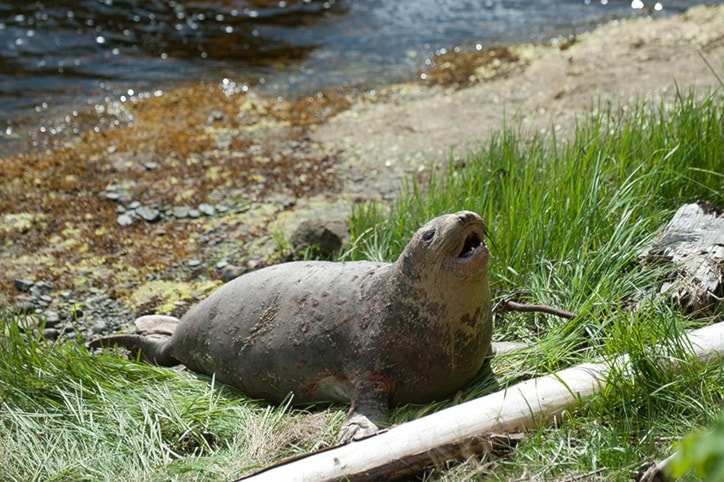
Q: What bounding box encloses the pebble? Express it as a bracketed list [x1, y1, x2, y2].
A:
[220, 264, 244, 282]
[34, 281, 53, 294]
[188, 259, 202, 268]
[129, 201, 141, 210]
[144, 162, 159, 170]
[43, 310, 61, 327]
[136, 206, 161, 223]
[216, 259, 229, 269]
[14, 278, 34, 292]
[92, 320, 108, 334]
[43, 328, 60, 341]
[198, 203, 216, 216]
[216, 204, 229, 213]
[104, 191, 121, 201]
[117, 213, 134, 226]
[14, 299, 35, 313]
[188, 209, 201, 218]
[207, 110, 225, 123]
[173, 206, 190, 219]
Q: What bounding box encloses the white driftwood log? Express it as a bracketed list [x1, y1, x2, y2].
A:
[239, 323, 724, 482]
[640, 202, 724, 315]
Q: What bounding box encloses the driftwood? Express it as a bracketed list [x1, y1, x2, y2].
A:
[238, 322, 724, 482]
[640, 202, 723, 315]
[496, 298, 577, 320]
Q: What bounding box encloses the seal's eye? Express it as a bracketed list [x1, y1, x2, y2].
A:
[422, 228, 435, 242]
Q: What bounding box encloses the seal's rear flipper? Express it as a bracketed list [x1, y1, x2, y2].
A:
[134, 315, 179, 336]
[87, 333, 177, 366]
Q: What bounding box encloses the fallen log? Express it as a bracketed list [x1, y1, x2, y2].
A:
[639, 202, 723, 316]
[238, 322, 724, 482]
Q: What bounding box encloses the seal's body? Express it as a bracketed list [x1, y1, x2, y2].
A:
[92, 211, 492, 441]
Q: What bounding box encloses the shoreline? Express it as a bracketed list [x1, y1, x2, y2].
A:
[1, 5, 722, 339]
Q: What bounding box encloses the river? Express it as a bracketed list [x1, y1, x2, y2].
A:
[0, 0, 718, 154]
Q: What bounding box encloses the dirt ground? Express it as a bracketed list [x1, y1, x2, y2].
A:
[0, 5, 722, 325]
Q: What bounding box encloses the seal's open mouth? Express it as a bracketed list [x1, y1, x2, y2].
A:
[458, 231, 484, 258]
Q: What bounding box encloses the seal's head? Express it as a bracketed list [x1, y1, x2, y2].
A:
[397, 210, 488, 283]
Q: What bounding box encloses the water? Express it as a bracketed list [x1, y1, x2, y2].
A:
[0, 0, 718, 153]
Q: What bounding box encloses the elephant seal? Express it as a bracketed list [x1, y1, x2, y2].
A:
[90, 211, 492, 442]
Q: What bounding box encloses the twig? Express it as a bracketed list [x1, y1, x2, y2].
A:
[496, 299, 577, 320]
[636, 452, 676, 482]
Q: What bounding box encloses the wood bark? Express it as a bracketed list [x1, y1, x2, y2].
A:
[640, 202, 723, 315]
[238, 322, 724, 482]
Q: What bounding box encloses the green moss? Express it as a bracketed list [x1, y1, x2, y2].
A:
[129, 279, 221, 314]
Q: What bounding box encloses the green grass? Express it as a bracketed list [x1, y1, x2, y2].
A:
[1, 90, 722, 481]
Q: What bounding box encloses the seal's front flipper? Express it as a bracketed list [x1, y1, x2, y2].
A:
[337, 384, 389, 444]
[337, 412, 380, 444]
[87, 333, 177, 366]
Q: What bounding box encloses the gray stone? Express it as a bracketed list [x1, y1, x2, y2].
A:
[188, 259, 203, 268]
[188, 209, 201, 218]
[220, 264, 245, 282]
[117, 213, 134, 226]
[93, 320, 108, 334]
[34, 281, 53, 294]
[173, 206, 191, 219]
[14, 299, 35, 313]
[215, 204, 229, 213]
[291, 218, 350, 260]
[43, 328, 60, 341]
[198, 203, 216, 216]
[144, 162, 159, 170]
[207, 110, 225, 123]
[14, 278, 34, 292]
[43, 310, 61, 327]
[129, 201, 141, 209]
[136, 206, 161, 223]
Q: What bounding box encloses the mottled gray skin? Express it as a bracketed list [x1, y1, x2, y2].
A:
[91, 211, 492, 442]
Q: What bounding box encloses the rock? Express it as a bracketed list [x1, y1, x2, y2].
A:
[14, 278, 34, 292]
[136, 206, 161, 223]
[36, 294, 53, 307]
[173, 206, 191, 219]
[34, 281, 53, 294]
[43, 328, 60, 341]
[198, 203, 216, 216]
[291, 217, 349, 260]
[216, 259, 229, 269]
[117, 213, 134, 226]
[92, 320, 108, 334]
[246, 259, 265, 271]
[220, 264, 245, 282]
[188, 208, 201, 218]
[13, 299, 36, 313]
[144, 162, 159, 170]
[215, 204, 229, 213]
[188, 259, 203, 268]
[43, 310, 61, 327]
[129, 201, 141, 210]
[207, 110, 225, 124]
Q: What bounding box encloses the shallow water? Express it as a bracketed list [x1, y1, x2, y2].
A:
[0, 0, 718, 153]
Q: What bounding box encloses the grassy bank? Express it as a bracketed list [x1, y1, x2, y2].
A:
[1, 90, 722, 481]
